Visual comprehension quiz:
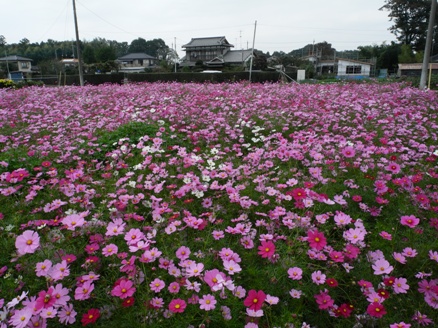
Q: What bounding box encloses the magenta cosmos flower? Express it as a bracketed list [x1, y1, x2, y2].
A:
[400, 215, 420, 228]
[342, 146, 356, 158]
[168, 299, 186, 313]
[111, 279, 136, 299]
[307, 229, 327, 250]
[243, 290, 266, 311]
[257, 240, 276, 259]
[367, 302, 387, 318]
[15, 230, 40, 255]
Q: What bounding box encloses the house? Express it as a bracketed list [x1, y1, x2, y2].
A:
[397, 63, 438, 77]
[181, 36, 254, 68]
[116, 53, 158, 72]
[0, 55, 33, 80]
[304, 55, 374, 79]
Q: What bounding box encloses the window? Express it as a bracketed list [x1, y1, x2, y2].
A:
[346, 65, 361, 74]
[20, 62, 29, 69]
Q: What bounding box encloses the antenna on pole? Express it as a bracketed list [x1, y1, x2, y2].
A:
[72, 0, 84, 86]
[249, 20, 257, 83]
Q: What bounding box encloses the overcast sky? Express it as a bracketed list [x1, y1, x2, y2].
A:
[2, 0, 397, 56]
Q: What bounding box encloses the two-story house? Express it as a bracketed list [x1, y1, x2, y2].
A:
[116, 53, 158, 73]
[0, 55, 33, 80]
[181, 36, 254, 69]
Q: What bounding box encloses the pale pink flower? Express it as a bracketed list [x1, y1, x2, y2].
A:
[8, 307, 33, 328]
[199, 294, 217, 311]
[393, 277, 409, 294]
[15, 230, 40, 255]
[185, 262, 204, 277]
[287, 267, 303, 280]
[35, 260, 52, 277]
[58, 303, 77, 324]
[289, 289, 302, 299]
[393, 252, 407, 264]
[223, 260, 241, 275]
[372, 259, 394, 275]
[402, 247, 417, 258]
[102, 244, 118, 257]
[176, 246, 191, 260]
[61, 214, 85, 231]
[311, 270, 326, 285]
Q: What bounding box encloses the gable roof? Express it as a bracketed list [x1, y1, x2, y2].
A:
[0, 55, 33, 62]
[182, 37, 233, 49]
[223, 49, 253, 63]
[117, 53, 156, 61]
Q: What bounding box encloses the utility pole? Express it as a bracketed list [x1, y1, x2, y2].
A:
[420, 0, 437, 89]
[72, 0, 84, 86]
[174, 37, 177, 73]
[249, 20, 257, 83]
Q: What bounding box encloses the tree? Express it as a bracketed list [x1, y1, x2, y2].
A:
[128, 38, 148, 53]
[380, 0, 438, 52]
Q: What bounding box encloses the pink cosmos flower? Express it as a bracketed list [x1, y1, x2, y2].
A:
[35, 260, 52, 277]
[223, 260, 241, 275]
[393, 252, 407, 264]
[49, 260, 70, 281]
[386, 162, 401, 174]
[203, 269, 226, 289]
[307, 229, 327, 250]
[265, 295, 279, 305]
[168, 282, 180, 294]
[176, 246, 191, 260]
[52, 283, 70, 307]
[243, 290, 266, 311]
[287, 267, 303, 280]
[168, 299, 186, 313]
[400, 215, 420, 228]
[61, 214, 85, 231]
[367, 302, 386, 318]
[342, 146, 356, 158]
[199, 294, 217, 311]
[8, 307, 33, 328]
[311, 270, 326, 285]
[379, 231, 392, 240]
[15, 230, 40, 255]
[35, 287, 56, 311]
[412, 310, 433, 325]
[102, 244, 118, 257]
[257, 240, 276, 259]
[150, 278, 165, 293]
[402, 247, 417, 258]
[74, 281, 94, 301]
[58, 303, 77, 325]
[314, 290, 334, 310]
[392, 277, 409, 294]
[185, 262, 204, 277]
[289, 289, 302, 299]
[372, 259, 394, 275]
[111, 279, 136, 299]
[124, 228, 145, 246]
[150, 297, 164, 309]
[389, 322, 411, 328]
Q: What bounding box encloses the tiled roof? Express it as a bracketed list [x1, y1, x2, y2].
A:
[0, 55, 33, 61]
[117, 53, 156, 60]
[183, 37, 233, 48]
[223, 49, 253, 63]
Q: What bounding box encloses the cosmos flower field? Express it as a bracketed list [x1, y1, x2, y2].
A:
[0, 81, 437, 328]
